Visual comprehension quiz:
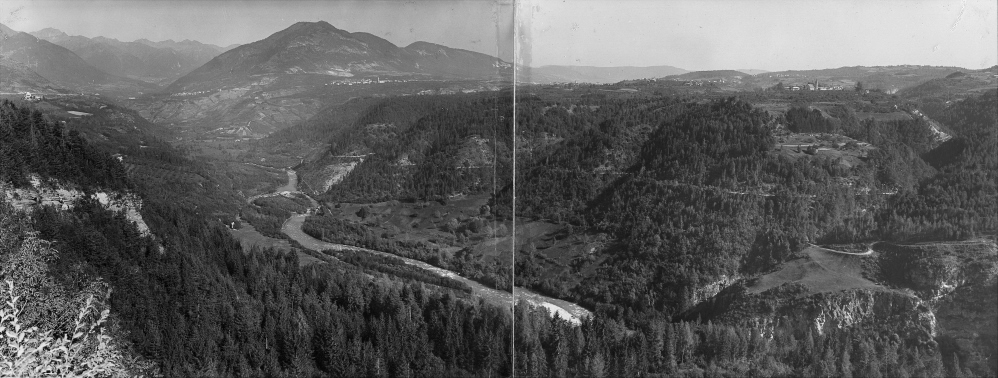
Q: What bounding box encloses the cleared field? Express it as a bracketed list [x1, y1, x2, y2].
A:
[227, 218, 322, 266]
[326, 194, 498, 256]
[748, 245, 881, 295]
[285, 214, 592, 323]
[772, 132, 874, 171]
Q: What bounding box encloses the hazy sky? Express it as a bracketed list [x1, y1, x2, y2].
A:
[3, 0, 996, 71]
[3, 0, 515, 60]
[519, 0, 997, 70]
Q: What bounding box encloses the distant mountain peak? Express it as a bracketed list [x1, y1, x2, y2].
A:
[32, 27, 67, 38]
[166, 20, 509, 93]
[285, 20, 340, 34]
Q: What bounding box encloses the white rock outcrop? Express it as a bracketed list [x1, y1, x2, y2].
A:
[3, 175, 156, 242]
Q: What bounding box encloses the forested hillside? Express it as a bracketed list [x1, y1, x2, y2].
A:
[2, 101, 516, 376]
[495, 88, 996, 377]
[878, 89, 998, 241]
[301, 88, 994, 317]
[283, 86, 997, 376]
[315, 92, 513, 202]
[4, 85, 993, 377]
[0, 100, 131, 190]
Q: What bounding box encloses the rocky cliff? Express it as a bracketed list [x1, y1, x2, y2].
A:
[2, 175, 161, 252]
[872, 241, 998, 373]
[685, 238, 997, 373]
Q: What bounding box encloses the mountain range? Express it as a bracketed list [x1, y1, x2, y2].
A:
[30, 27, 236, 84]
[1, 24, 156, 95]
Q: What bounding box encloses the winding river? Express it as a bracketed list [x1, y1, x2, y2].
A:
[268, 169, 591, 323]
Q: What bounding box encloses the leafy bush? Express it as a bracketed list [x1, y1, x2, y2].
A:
[0, 281, 121, 377]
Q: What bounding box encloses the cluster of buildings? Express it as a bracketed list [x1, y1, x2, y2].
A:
[171, 89, 219, 97]
[783, 80, 844, 91]
[682, 78, 738, 86]
[22, 92, 44, 101]
[328, 77, 410, 86]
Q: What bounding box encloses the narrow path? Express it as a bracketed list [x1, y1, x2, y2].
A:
[810, 243, 874, 256]
[814, 238, 996, 256]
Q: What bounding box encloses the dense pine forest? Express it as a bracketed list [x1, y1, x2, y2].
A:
[3, 4, 995, 377]
[2, 101, 515, 376]
[294, 88, 996, 376]
[2, 85, 995, 376]
[316, 93, 513, 203]
[0, 100, 131, 190]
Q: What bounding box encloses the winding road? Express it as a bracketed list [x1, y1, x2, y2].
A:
[810, 243, 874, 256]
[810, 239, 996, 256]
[270, 170, 592, 323]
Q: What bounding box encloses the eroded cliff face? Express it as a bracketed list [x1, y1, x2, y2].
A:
[689, 240, 998, 374]
[871, 241, 998, 374]
[689, 274, 742, 307]
[792, 289, 936, 343]
[695, 283, 937, 348]
[2, 175, 162, 252]
[873, 241, 998, 300]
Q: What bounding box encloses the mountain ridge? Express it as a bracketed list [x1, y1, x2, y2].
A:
[165, 21, 509, 93]
[28, 27, 232, 84]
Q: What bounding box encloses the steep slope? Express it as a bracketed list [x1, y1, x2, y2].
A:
[1, 24, 55, 92]
[0, 23, 18, 37]
[0, 56, 57, 92]
[403, 40, 512, 79]
[0, 31, 111, 86]
[0, 28, 152, 96]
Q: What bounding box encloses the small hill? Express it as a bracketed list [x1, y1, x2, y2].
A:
[758, 65, 964, 92]
[665, 70, 751, 80]
[899, 67, 998, 102]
